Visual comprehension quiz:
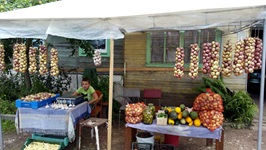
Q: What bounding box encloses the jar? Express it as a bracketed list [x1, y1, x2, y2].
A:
[148, 103, 156, 116]
[143, 106, 154, 124]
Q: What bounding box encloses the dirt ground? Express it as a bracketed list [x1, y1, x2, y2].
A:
[2, 93, 266, 150]
[2, 118, 266, 150]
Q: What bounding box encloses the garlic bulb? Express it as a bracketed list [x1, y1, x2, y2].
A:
[93, 49, 101, 66]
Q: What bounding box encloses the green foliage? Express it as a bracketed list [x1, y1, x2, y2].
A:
[66, 39, 94, 58]
[0, 0, 58, 12]
[1, 120, 16, 133]
[198, 77, 258, 127]
[97, 75, 109, 102]
[0, 99, 16, 114]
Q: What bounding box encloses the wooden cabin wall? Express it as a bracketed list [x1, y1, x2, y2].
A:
[51, 36, 124, 75]
[123, 32, 247, 107]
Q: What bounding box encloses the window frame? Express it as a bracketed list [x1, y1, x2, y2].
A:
[78, 39, 110, 57]
[145, 29, 222, 68]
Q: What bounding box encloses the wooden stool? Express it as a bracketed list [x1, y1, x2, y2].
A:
[78, 117, 108, 150]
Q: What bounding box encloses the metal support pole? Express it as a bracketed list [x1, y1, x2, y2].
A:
[0, 113, 4, 150]
[257, 19, 266, 150]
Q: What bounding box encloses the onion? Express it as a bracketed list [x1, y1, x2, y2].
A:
[189, 43, 199, 79]
[50, 48, 59, 76]
[244, 37, 256, 73]
[221, 40, 233, 77]
[233, 40, 245, 76]
[28, 47, 37, 74]
[0, 44, 5, 71]
[174, 47, 185, 79]
[39, 45, 48, 75]
[254, 38, 263, 70]
[209, 41, 221, 79]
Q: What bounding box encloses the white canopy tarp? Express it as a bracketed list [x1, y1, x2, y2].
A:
[0, 0, 265, 40]
[1, 1, 266, 150]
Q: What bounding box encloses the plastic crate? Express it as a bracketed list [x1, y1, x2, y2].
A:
[21, 137, 65, 150]
[31, 134, 69, 147]
[16, 94, 60, 109]
[56, 95, 84, 105]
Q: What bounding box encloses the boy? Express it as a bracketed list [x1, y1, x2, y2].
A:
[72, 77, 98, 107]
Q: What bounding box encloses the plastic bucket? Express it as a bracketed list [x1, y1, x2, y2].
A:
[136, 132, 155, 149]
[164, 134, 179, 147]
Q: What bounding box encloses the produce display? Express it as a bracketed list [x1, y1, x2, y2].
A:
[232, 40, 245, 76]
[28, 47, 37, 74]
[39, 45, 48, 75]
[0, 44, 5, 71]
[244, 37, 256, 73]
[202, 43, 212, 74]
[20, 92, 56, 102]
[209, 41, 221, 79]
[24, 141, 60, 150]
[13, 43, 27, 73]
[143, 103, 156, 124]
[254, 38, 263, 70]
[188, 43, 200, 79]
[163, 104, 201, 127]
[174, 47, 185, 79]
[93, 49, 102, 66]
[221, 40, 233, 77]
[50, 48, 59, 76]
[125, 102, 146, 124]
[193, 89, 224, 131]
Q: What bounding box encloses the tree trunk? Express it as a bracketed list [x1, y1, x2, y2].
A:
[24, 39, 32, 89]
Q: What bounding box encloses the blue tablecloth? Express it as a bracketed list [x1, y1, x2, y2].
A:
[15, 102, 91, 142]
[126, 120, 222, 140]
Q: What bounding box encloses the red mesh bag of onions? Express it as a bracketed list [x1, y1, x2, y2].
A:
[125, 102, 146, 124]
[193, 89, 224, 131]
[199, 110, 224, 132]
[193, 91, 224, 112]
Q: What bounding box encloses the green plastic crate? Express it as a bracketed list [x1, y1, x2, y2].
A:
[31, 134, 69, 147]
[21, 137, 65, 150]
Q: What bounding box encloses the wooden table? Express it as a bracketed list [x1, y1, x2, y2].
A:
[78, 117, 108, 150]
[125, 122, 224, 150]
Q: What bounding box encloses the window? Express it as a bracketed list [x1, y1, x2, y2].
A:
[79, 39, 110, 57]
[146, 29, 221, 67]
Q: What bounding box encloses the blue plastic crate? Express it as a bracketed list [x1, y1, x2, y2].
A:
[16, 94, 60, 109]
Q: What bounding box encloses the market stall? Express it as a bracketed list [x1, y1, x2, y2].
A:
[0, 0, 266, 150]
[15, 101, 91, 142]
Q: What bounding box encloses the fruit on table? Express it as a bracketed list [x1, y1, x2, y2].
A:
[182, 110, 189, 118]
[177, 112, 182, 120]
[174, 119, 180, 125]
[180, 104, 185, 111]
[175, 107, 181, 113]
[194, 118, 201, 127]
[169, 111, 178, 120]
[168, 118, 175, 125]
[180, 118, 186, 124]
[185, 116, 192, 124]
[189, 111, 198, 120]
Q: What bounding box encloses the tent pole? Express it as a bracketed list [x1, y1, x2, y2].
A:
[0, 113, 3, 150]
[107, 39, 114, 150]
[257, 19, 266, 150]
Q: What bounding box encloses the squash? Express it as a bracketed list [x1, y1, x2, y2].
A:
[169, 111, 178, 120]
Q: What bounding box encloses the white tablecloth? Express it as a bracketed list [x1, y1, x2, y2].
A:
[15, 102, 91, 142]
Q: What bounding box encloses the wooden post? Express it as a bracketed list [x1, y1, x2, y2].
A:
[215, 129, 224, 150]
[107, 39, 114, 150]
[124, 127, 137, 150]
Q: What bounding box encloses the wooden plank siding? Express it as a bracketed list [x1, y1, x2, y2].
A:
[123, 32, 248, 107]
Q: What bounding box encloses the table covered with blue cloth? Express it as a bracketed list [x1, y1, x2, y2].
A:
[126, 120, 222, 140]
[125, 120, 224, 150]
[15, 102, 91, 142]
